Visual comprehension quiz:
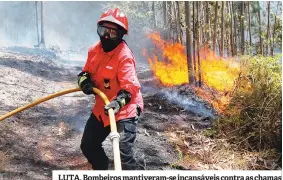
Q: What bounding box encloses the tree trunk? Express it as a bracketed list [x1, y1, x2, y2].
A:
[198, 1, 203, 47]
[196, 2, 201, 87]
[220, 1, 225, 57]
[248, 1, 253, 54]
[176, 1, 183, 45]
[232, 2, 237, 55]
[271, 2, 280, 56]
[258, 1, 263, 55]
[271, 15, 277, 56]
[270, 15, 277, 56]
[225, 1, 230, 56]
[152, 1, 156, 29]
[266, 1, 270, 56]
[185, 1, 195, 84]
[230, 1, 234, 56]
[240, 1, 245, 55]
[163, 1, 167, 27]
[205, 2, 211, 45]
[213, 1, 218, 54]
[201, 2, 205, 45]
[248, 1, 252, 54]
[173, 1, 179, 43]
[40, 1, 45, 46]
[168, 1, 173, 41]
[35, 1, 39, 45]
[193, 1, 197, 78]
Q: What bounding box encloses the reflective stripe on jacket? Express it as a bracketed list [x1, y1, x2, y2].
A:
[82, 41, 144, 127]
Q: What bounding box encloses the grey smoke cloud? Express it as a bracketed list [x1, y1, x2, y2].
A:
[0, 2, 104, 51]
[0, 1, 151, 67]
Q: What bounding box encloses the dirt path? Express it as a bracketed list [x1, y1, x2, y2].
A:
[0, 49, 213, 180]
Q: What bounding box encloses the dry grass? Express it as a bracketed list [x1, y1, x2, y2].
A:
[166, 130, 281, 170]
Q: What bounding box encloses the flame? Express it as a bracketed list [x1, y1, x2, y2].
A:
[143, 33, 188, 86]
[143, 32, 241, 113]
[194, 87, 231, 113]
[199, 46, 240, 92]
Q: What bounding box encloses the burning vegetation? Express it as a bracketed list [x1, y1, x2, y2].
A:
[142, 32, 282, 169]
[143, 33, 240, 90]
[142, 32, 241, 113]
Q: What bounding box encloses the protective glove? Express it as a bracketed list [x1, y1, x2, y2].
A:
[104, 89, 132, 115]
[78, 72, 94, 95]
[104, 100, 121, 115]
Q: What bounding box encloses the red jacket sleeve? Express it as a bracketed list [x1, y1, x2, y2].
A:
[117, 58, 141, 96]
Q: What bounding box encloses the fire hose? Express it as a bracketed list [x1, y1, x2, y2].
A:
[0, 87, 122, 170]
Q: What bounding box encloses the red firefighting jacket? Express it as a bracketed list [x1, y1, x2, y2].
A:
[82, 41, 144, 127]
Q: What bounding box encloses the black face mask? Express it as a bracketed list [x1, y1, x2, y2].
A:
[100, 36, 123, 52]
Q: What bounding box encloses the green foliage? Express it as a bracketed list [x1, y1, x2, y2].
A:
[273, 15, 282, 49]
[102, 1, 154, 32]
[207, 55, 282, 152]
[251, 1, 261, 13]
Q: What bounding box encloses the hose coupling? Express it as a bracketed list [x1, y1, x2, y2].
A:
[109, 131, 120, 141]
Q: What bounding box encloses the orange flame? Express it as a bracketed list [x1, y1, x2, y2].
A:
[143, 33, 188, 86]
[143, 32, 241, 113]
[199, 46, 240, 92]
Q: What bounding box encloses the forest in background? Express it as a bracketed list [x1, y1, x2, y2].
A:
[105, 1, 282, 167]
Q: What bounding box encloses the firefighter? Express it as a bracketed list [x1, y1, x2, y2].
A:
[78, 8, 144, 170]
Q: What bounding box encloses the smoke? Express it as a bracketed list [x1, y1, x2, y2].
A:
[0, 2, 38, 46]
[161, 89, 216, 119]
[0, 2, 103, 51]
[140, 78, 217, 119]
[0, 1, 152, 68]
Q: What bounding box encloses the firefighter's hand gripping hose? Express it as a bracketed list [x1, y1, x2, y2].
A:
[0, 87, 122, 171]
